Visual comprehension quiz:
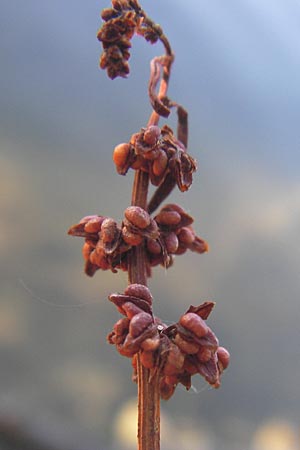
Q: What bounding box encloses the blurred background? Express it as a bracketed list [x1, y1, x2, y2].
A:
[1, 0, 300, 449]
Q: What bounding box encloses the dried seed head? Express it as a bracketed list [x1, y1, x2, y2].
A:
[124, 284, 153, 304]
[179, 312, 209, 338]
[124, 206, 151, 229]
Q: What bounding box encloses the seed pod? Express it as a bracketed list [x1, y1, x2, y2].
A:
[217, 347, 230, 371]
[146, 238, 162, 255]
[152, 150, 168, 177]
[113, 317, 130, 336]
[160, 377, 176, 400]
[164, 343, 184, 372]
[122, 302, 144, 319]
[173, 334, 199, 354]
[82, 242, 93, 261]
[129, 312, 153, 338]
[143, 148, 161, 160]
[163, 232, 179, 254]
[124, 284, 153, 305]
[89, 250, 110, 270]
[197, 346, 212, 363]
[113, 143, 132, 173]
[141, 336, 160, 352]
[143, 125, 161, 146]
[117, 341, 138, 358]
[84, 260, 99, 277]
[190, 236, 209, 254]
[122, 227, 143, 245]
[84, 216, 105, 233]
[183, 357, 198, 375]
[177, 227, 195, 245]
[124, 206, 151, 229]
[131, 155, 144, 170]
[140, 350, 155, 369]
[179, 312, 209, 338]
[101, 218, 118, 243]
[155, 210, 181, 226]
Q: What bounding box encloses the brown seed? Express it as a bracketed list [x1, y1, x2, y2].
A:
[113, 317, 130, 336]
[179, 312, 209, 338]
[129, 312, 153, 338]
[152, 150, 168, 177]
[140, 350, 155, 369]
[166, 343, 185, 370]
[101, 218, 118, 243]
[183, 358, 198, 375]
[82, 242, 92, 261]
[217, 347, 230, 370]
[122, 227, 143, 245]
[141, 336, 160, 352]
[122, 302, 144, 319]
[113, 143, 131, 167]
[197, 347, 212, 363]
[190, 236, 209, 254]
[89, 250, 109, 270]
[124, 206, 151, 229]
[131, 155, 144, 170]
[160, 377, 176, 400]
[124, 284, 153, 304]
[177, 227, 195, 245]
[155, 210, 181, 226]
[164, 232, 179, 254]
[84, 216, 105, 233]
[173, 334, 199, 354]
[146, 238, 162, 255]
[143, 125, 161, 146]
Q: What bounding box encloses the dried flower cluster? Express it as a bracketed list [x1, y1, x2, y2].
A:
[98, 0, 164, 79]
[68, 203, 208, 276]
[107, 283, 229, 399]
[69, 2, 230, 447]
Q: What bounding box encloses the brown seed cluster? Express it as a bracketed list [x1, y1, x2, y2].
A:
[68, 204, 208, 276]
[107, 284, 230, 399]
[97, 1, 140, 79]
[98, 0, 163, 79]
[113, 125, 197, 192]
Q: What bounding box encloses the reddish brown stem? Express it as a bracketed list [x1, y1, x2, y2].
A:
[127, 15, 175, 450]
[128, 170, 160, 450]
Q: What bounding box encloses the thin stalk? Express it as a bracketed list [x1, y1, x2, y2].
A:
[127, 21, 174, 450]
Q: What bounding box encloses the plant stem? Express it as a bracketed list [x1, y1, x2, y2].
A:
[128, 170, 161, 450]
[127, 24, 174, 450]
